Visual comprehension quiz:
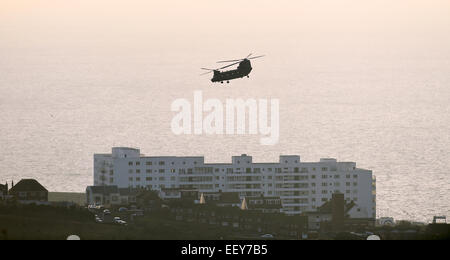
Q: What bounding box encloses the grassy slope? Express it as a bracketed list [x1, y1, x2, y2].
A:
[48, 192, 86, 206]
[0, 206, 235, 240]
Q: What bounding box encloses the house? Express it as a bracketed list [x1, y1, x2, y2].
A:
[246, 195, 283, 214]
[86, 186, 138, 206]
[304, 193, 375, 231]
[159, 188, 199, 202]
[201, 192, 242, 207]
[135, 190, 162, 211]
[8, 179, 48, 203]
[170, 203, 308, 239]
[0, 183, 8, 200]
[86, 186, 119, 205]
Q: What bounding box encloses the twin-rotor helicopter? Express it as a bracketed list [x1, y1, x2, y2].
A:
[201, 53, 264, 84]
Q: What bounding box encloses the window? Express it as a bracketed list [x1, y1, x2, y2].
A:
[146, 177, 152, 181]
[311, 175, 316, 179]
[322, 190, 328, 194]
[136, 169, 141, 174]
[128, 162, 133, 166]
[322, 167, 328, 171]
[159, 169, 165, 173]
[146, 169, 152, 174]
[136, 162, 140, 166]
[146, 161, 152, 166]
[159, 161, 165, 165]
[136, 177, 141, 181]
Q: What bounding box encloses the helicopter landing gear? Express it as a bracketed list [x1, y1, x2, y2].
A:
[227, 81, 230, 84]
[221, 81, 223, 84]
[247, 75, 250, 78]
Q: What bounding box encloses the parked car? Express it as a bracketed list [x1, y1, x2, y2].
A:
[103, 209, 111, 215]
[117, 220, 128, 226]
[119, 207, 128, 212]
[261, 234, 274, 239]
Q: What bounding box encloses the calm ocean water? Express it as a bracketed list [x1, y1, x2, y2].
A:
[1, 1, 449, 222]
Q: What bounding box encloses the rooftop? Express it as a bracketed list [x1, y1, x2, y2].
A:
[9, 179, 48, 193]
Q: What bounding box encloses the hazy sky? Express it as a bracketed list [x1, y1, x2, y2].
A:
[2, 0, 450, 60]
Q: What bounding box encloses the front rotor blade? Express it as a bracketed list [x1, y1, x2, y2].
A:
[246, 53, 253, 58]
[200, 71, 213, 76]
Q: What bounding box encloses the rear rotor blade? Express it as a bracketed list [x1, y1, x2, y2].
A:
[218, 61, 241, 70]
[216, 59, 243, 63]
[248, 55, 265, 60]
[246, 53, 253, 58]
[201, 68, 214, 71]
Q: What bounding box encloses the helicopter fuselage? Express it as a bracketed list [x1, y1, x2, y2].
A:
[211, 59, 252, 83]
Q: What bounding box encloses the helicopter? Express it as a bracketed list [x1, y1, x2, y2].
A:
[201, 53, 264, 84]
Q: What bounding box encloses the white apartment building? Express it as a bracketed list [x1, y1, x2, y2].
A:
[94, 147, 376, 218]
